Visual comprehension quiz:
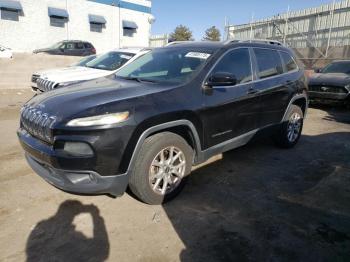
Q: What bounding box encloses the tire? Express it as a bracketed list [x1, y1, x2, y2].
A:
[129, 132, 193, 205]
[274, 105, 304, 148]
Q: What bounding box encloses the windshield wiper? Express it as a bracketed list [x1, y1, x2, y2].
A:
[120, 76, 157, 83]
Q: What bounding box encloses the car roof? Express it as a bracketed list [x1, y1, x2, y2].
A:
[162, 40, 292, 53]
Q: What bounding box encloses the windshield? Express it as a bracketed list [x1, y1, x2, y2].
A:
[116, 48, 213, 83]
[73, 55, 98, 67]
[322, 62, 350, 74]
[85, 51, 135, 71]
[49, 42, 64, 49]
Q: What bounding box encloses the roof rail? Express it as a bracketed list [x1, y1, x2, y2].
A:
[225, 39, 283, 46]
[165, 41, 193, 47]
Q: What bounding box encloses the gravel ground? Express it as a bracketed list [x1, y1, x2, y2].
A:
[0, 89, 349, 262]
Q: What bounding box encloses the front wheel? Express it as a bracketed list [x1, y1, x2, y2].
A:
[129, 132, 193, 205]
[274, 105, 304, 148]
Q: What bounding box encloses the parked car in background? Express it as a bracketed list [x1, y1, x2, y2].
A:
[33, 40, 96, 56]
[309, 60, 350, 106]
[0, 44, 13, 59]
[32, 48, 149, 93]
[18, 40, 308, 204]
[31, 55, 98, 89]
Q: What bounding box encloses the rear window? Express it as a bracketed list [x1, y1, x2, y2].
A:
[254, 48, 284, 79]
[280, 52, 298, 72]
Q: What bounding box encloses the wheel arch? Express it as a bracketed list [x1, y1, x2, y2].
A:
[282, 94, 308, 122]
[118, 119, 202, 175]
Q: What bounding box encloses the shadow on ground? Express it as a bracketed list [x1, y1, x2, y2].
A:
[26, 200, 109, 262]
[163, 130, 350, 262]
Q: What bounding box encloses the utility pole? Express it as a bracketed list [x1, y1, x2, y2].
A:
[326, 0, 336, 57]
[66, 0, 69, 40]
[284, 5, 290, 45]
[249, 12, 255, 41]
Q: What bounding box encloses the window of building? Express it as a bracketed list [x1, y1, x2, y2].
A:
[211, 48, 252, 84]
[254, 48, 284, 79]
[90, 23, 103, 33]
[1, 9, 19, 21]
[122, 20, 138, 37]
[123, 28, 136, 37]
[50, 17, 66, 27]
[280, 52, 298, 72]
[48, 7, 69, 28]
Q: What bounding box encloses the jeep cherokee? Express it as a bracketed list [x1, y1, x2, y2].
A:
[18, 40, 308, 205]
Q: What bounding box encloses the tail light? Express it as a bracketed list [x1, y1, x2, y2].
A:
[92, 48, 96, 54]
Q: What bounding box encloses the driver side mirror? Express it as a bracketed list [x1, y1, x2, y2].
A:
[314, 68, 322, 73]
[206, 72, 237, 87]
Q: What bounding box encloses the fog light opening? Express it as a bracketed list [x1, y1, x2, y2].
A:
[63, 142, 94, 157]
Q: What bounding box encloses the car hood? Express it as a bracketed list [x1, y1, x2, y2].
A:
[25, 76, 173, 124]
[33, 48, 52, 53]
[39, 66, 112, 83]
[309, 73, 350, 86]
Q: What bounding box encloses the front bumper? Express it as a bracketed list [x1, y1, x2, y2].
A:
[308, 91, 349, 104]
[18, 128, 131, 196]
[25, 154, 128, 196]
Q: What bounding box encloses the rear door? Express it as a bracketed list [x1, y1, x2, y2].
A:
[202, 48, 261, 149]
[252, 48, 291, 127]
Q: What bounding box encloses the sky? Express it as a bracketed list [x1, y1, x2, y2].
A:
[151, 0, 336, 40]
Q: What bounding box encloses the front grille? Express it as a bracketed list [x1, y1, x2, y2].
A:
[308, 85, 348, 94]
[37, 78, 57, 92]
[31, 74, 40, 83]
[20, 105, 57, 143]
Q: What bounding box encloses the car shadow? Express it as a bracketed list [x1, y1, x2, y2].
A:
[25, 200, 109, 262]
[162, 131, 350, 261]
[310, 104, 350, 124]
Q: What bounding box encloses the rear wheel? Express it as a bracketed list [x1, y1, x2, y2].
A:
[274, 105, 304, 148]
[129, 132, 193, 205]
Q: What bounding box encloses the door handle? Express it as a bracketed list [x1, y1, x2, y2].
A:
[247, 87, 259, 95]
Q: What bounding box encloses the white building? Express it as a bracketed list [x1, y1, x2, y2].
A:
[0, 0, 153, 53]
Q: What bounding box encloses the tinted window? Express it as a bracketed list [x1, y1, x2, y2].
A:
[75, 43, 84, 49]
[1, 10, 19, 21]
[65, 43, 74, 49]
[254, 48, 283, 79]
[211, 48, 252, 84]
[50, 17, 66, 28]
[90, 23, 103, 33]
[84, 43, 93, 48]
[116, 48, 212, 83]
[280, 52, 298, 72]
[321, 62, 350, 74]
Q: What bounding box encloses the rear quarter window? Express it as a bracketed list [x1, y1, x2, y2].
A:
[280, 52, 298, 72]
[254, 48, 284, 79]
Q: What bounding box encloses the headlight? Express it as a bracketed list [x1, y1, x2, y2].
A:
[66, 112, 130, 127]
[345, 84, 350, 90]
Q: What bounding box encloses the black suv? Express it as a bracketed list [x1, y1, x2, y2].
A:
[33, 40, 96, 56]
[18, 40, 308, 204]
[309, 60, 350, 106]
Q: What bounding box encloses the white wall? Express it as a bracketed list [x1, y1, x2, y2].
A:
[0, 0, 152, 53]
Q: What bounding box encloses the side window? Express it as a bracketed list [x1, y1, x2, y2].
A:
[280, 52, 298, 72]
[75, 43, 84, 49]
[254, 48, 284, 79]
[84, 43, 92, 49]
[211, 48, 252, 84]
[66, 43, 74, 50]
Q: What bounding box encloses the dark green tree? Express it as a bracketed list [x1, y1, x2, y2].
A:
[169, 25, 193, 41]
[202, 26, 221, 41]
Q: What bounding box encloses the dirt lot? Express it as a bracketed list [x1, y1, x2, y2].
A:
[0, 89, 349, 262]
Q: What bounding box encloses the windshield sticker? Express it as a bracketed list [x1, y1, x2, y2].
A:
[120, 55, 133, 60]
[185, 52, 211, 60]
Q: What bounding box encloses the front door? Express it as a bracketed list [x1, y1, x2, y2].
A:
[201, 48, 261, 149]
